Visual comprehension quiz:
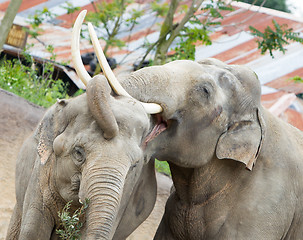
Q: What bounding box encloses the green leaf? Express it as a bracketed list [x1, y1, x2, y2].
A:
[151, 2, 169, 17]
[155, 159, 171, 176]
[250, 19, 303, 58]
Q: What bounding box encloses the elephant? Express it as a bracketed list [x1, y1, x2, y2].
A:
[6, 10, 167, 240]
[119, 54, 303, 239]
[124, 59, 303, 239]
[121, 60, 303, 239]
[5, 75, 164, 239]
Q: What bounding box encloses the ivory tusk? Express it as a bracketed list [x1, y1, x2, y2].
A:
[87, 22, 163, 114]
[87, 22, 132, 98]
[72, 10, 163, 114]
[71, 10, 91, 86]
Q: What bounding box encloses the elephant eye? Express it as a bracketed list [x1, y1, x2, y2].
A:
[200, 86, 211, 99]
[202, 87, 209, 96]
[196, 83, 213, 99]
[72, 146, 86, 165]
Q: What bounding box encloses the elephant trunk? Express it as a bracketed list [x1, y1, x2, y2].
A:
[86, 76, 119, 139]
[120, 70, 177, 120]
[80, 158, 130, 240]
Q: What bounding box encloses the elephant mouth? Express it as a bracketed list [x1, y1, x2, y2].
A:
[71, 173, 81, 192]
[142, 114, 168, 147]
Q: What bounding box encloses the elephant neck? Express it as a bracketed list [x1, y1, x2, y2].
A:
[169, 159, 246, 205]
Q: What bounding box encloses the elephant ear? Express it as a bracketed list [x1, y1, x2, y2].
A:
[36, 100, 68, 165]
[216, 109, 265, 170]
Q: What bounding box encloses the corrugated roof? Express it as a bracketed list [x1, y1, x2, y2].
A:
[1, 0, 303, 129]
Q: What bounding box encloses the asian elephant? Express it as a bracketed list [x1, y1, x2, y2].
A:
[5, 75, 162, 240]
[135, 59, 303, 240]
[121, 58, 303, 239]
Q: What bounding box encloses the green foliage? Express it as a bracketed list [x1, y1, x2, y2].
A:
[249, 19, 303, 58]
[25, 2, 78, 47]
[171, 0, 231, 61]
[151, 1, 169, 17]
[86, 0, 126, 26]
[86, 0, 144, 55]
[172, 26, 212, 60]
[25, 7, 57, 38]
[126, 8, 144, 27]
[238, 0, 289, 13]
[61, 2, 81, 14]
[144, 0, 301, 64]
[0, 57, 69, 108]
[1, 41, 69, 108]
[73, 89, 85, 97]
[202, 0, 235, 19]
[56, 199, 89, 240]
[0, 3, 81, 108]
[155, 159, 171, 176]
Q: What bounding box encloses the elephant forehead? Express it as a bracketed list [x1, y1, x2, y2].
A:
[164, 60, 204, 78]
[111, 97, 150, 130]
[58, 116, 103, 145]
[201, 64, 261, 102]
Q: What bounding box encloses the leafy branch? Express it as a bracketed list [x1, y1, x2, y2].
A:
[167, 0, 233, 61]
[56, 199, 89, 240]
[86, 0, 144, 55]
[249, 19, 303, 58]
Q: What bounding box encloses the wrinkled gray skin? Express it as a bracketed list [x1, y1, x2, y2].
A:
[6, 76, 157, 240]
[120, 59, 303, 239]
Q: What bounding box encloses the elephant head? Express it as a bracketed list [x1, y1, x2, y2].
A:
[123, 58, 265, 170]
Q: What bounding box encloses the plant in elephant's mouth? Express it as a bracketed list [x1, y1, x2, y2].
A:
[56, 199, 89, 240]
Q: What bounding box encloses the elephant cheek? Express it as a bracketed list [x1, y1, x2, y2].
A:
[79, 159, 131, 240]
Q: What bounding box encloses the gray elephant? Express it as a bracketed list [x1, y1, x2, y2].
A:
[6, 11, 166, 240]
[6, 75, 162, 239]
[123, 59, 303, 239]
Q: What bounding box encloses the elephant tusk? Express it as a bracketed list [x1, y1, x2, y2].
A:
[87, 22, 132, 98]
[72, 10, 163, 114]
[86, 17, 163, 114]
[71, 10, 91, 86]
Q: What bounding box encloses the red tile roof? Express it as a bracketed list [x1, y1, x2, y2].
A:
[283, 108, 303, 131]
[265, 68, 303, 94]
